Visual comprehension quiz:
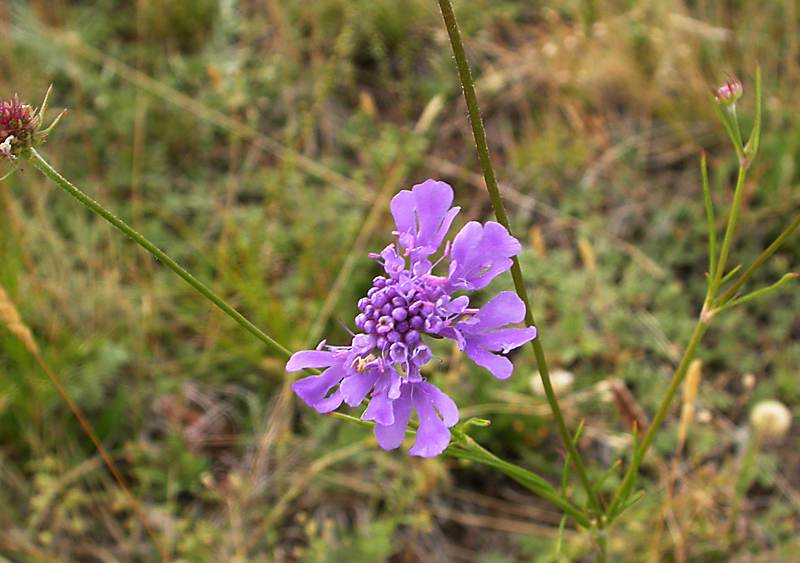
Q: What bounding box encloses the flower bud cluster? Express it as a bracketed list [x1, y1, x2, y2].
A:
[1, 88, 65, 163]
[0, 96, 38, 160]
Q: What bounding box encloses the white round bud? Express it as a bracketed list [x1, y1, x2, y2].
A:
[750, 400, 792, 441]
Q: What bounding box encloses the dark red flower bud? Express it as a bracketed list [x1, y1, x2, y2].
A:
[0, 95, 39, 159]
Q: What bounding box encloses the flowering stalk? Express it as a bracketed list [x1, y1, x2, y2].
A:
[435, 0, 603, 517]
[606, 69, 799, 522]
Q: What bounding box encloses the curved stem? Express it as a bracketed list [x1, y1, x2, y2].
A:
[26, 148, 291, 360]
[447, 440, 592, 528]
[329, 411, 591, 526]
[435, 0, 602, 517]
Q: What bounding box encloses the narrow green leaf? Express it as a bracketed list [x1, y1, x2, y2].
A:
[561, 419, 586, 495]
[592, 460, 622, 495]
[701, 152, 717, 280]
[744, 66, 762, 162]
[613, 490, 646, 519]
[717, 272, 799, 314]
[721, 264, 743, 284]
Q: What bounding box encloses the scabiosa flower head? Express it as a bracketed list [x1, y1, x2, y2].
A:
[0, 96, 38, 160]
[0, 88, 65, 162]
[288, 180, 537, 457]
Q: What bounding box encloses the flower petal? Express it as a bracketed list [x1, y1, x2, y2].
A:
[313, 389, 344, 413]
[409, 385, 453, 457]
[470, 291, 527, 331]
[412, 179, 459, 252]
[374, 386, 413, 451]
[463, 345, 514, 379]
[286, 350, 336, 372]
[420, 382, 459, 427]
[448, 222, 521, 290]
[339, 370, 380, 407]
[390, 179, 460, 258]
[290, 364, 347, 411]
[468, 327, 537, 354]
[390, 190, 416, 237]
[362, 390, 395, 426]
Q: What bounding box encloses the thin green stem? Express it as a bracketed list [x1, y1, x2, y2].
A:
[446, 440, 592, 528]
[435, 0, 602, 517]
[332, 413, 591, 526]
[727, 106, 744, 153]
[606, 318, 709, 519]
[597, 530, 608, 562]
[709, 164, 748, 296]
[712, 102, 744, 161]
[716, 213, 800, 306]
[26, 148, 291, 360]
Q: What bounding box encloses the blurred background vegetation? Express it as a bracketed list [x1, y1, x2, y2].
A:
[0, 0, 798, 561]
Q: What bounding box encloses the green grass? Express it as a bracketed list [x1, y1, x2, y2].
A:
[1, 0, 798, 560]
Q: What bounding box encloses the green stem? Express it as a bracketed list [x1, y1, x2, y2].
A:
[709, 164, 748, 296]
[446, 440, 592, 528]
[606, 318, 709, 519]
[332, 413, 591, 526]
[436, 0, 602, 517]
[597, 530, 608, 562]
[26, 148, 291, 360]
[716, 213, 800, 306]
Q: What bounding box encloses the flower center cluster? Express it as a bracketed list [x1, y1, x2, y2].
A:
[355, 275, 440, 346]
[353, 274, 464, 375]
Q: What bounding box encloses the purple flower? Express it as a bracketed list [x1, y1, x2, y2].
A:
[288, 179, 537, 457]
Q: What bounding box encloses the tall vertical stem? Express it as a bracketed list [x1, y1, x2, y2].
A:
[435, 0, 602, 517]
[709, 165, 748, 296]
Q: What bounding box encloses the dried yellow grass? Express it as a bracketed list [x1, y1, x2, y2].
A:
[677, 359, 703, 450]
[0, 285, 38, 354]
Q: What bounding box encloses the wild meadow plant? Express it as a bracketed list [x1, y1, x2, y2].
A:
[2, 2, 798, 560]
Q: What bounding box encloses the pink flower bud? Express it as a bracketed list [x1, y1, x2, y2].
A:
[714, 77, 743, 106]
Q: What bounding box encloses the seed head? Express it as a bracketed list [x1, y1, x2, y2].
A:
[750, 400, 792, 441]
